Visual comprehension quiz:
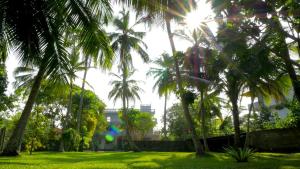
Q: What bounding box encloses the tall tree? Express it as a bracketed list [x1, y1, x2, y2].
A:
[109, 9, 149, 151]
[120, 0, 205, 156]
[147, 53, 175, 139]
[0, 0, 113, 156]
[210, 0, 300, 102]
[108, 70, 144, 151]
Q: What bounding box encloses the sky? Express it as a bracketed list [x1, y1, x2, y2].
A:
[5, 1, 234, 130]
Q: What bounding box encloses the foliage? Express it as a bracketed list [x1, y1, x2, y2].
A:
[119, 109, 156, 140]
[219, 116, 234, 135]
[62, 128, 81, 151]
[147, 53, 176, 97]
[70, 86, 106, 149]
[285, 100, 300, 128]
[224, 146, 255, 163]
[110, 9, 149, 69]
[166, 103, 192, 140]
[108, 70, 143, 105]
[23, 106, 51, 154]
[0, 64, 14, 113]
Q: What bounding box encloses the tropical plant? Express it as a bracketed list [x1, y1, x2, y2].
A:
[224, 146, 255, 162]
[119, 109, 156, 140]
[0, 0, 113, 156]
[147, 53, 175, 139]
[70, 86, 106, 151]
[24, 106, 51, 155]
[210, 0, 300, 103]
[108, 70, 143, 151]
[117, 0, 206, 156]
[109, 9, 149, 151]
[60, 47, 85, 152]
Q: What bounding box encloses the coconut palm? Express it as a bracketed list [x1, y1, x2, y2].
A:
[109, 9, 149, 151]
[117, 0, 205, 156]
[108, 70, 143, 150]
[179, 27, 215, 151]
[210, 0, 300, 105]
[239, 47, 291, 147]
[147, 53, 176, 139]
[0, 0, 113, 156]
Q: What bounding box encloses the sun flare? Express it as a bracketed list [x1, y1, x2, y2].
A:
[184, 2, 214, 30]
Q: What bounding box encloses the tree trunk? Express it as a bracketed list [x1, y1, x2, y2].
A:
[0, 127, 6, 152]
[121, 51, 139, 152]
[59, 80, 74, 152]
[199, 90, 209, 151]
[270, 15, 300, 103]
[1, 64, 46, 156]
[77, 56, 89, 132]
[163, 93, 168, 139]
[29, 139, 34, 155]
[230, 96, 242, 148]
[166, 19, 204, 157]
[244, 96, 254, 148]
[66, 80, 74, 128]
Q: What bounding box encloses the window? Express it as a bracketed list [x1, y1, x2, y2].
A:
[107, 116, 111, 122]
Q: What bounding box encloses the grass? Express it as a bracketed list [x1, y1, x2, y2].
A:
[0, 152, 299, 169]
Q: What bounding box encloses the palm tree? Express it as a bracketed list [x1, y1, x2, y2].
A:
[108, 70, 143, 151]
[60, 46, 85, 152]
[210, 0, 300, 104]
[239, 48, 290, 147]
[147, 53, 176, 139]
[109, 9, 149, 151]
[242, 76, 289, 147]
[12, 43, 93, 152]
[196, 87, 224, 149]
[118, 0, 205, 156]
[179, 27, 216, 151]
[0, 0, 113, 156]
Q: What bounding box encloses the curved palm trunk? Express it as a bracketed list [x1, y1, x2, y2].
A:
[77, 56, 89, 132]
[244, 96, 254, 148]
[199, 90, 209, 151]
[1, 64, 46, 156]
[59, 79, 74, 152]
[163, 93, 168, 139]
[270, 16, 300, 103]
[166, 19, 204, 157]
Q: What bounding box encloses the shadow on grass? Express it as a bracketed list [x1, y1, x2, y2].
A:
[129, 153, 300, 169]
[0, 162, 36, 166]
[0, 152, 299, 169]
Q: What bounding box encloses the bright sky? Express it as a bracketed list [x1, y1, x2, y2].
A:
[5, 1, 236, 130]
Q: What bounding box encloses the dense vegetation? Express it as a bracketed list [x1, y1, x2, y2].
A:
[0, 0, 299, 165]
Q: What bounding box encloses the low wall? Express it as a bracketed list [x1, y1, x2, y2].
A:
[126, 128, 300, 153]
[248, 128, 300, 152]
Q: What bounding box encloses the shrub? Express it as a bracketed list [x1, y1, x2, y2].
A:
[224, 146, 255, 162]
[62, 128, 81, 151]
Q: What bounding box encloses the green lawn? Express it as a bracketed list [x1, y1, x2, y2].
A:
[0, 152, 299, 169]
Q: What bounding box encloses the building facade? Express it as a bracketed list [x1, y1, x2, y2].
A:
[99, 104, 156, 150]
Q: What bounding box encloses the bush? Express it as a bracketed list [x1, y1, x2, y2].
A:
[62, 128, 81, 151]
[224, 146, 255, 162]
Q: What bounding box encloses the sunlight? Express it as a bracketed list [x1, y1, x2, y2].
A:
[184, 2, 214, 30]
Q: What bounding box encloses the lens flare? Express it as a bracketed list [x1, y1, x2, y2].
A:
[104, 125, 121, 142]
[105, 134, 114, 142]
